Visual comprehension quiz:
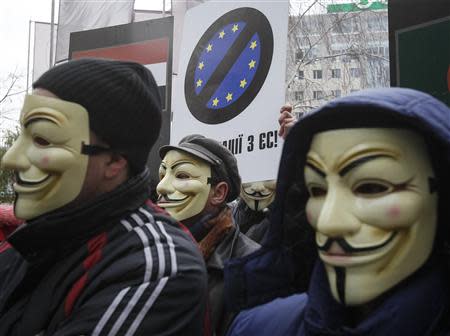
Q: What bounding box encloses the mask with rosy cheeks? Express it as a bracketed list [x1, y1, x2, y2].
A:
[1, 94, 90, 220]
[304, 128, 438, 306]
[156, 150, 212, 221]
[241, 180, 276, 211]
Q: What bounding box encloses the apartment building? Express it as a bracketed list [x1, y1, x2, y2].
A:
[286, 2, 389, 117]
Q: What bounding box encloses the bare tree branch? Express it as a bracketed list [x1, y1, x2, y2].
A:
[288, 0, 319, 35]
[287, 10, 357, 87]
[0, 75, 18, 104]
[6, 89, 27, 98]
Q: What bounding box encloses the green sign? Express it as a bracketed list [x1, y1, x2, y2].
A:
[327, 0, 388, 13]
[396, 17, 450, 106]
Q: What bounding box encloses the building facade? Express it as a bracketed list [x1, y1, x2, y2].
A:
[286, 2, 389, 117]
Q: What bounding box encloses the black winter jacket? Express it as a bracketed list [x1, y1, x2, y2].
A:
[0, 170, 209, 336]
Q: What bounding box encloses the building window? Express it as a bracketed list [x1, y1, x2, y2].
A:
[331, 89, 341, 98]
[368, 47, 379, 55]
[331, 68, 341, 79]
[334, 17, 359, 34]
[293, 111, 304, 119]
[298, 70, 304, 79]
[294, 91, 304, 101]
[342, 54, 352, 63]
[313, 90, 323, 100]
[350, 68, 361, 78]
[305, 47, 319, 60]
[295, 50, 304, 62]
[313, 70, 323, 79]
[368, 15, 388, 32]
[368, 46, 389, 57]
[380, 46, 389, 57]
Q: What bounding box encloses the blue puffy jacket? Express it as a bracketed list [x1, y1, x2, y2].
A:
[226, 88, 450, 335]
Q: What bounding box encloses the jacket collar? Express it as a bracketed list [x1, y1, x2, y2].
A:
[8, 169, 151, 261]
[304, 259, 449, 335]
[208, 226, 260, 270]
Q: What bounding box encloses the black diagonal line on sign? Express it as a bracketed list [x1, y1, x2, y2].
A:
[197, 20, 259, 106]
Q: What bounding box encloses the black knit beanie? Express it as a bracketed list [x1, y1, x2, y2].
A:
[33, 58, 162, 175]
[159, 134, 241, 202]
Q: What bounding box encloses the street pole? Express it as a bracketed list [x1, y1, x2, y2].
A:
[49, 0, 55, 68]
[26, 20, 32, 93]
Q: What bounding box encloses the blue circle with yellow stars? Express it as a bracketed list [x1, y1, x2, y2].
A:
[185, 7, 274, 124]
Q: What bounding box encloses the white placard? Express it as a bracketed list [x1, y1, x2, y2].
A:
[171, 0, 289, 183]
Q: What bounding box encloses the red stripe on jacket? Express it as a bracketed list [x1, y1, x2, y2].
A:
[64, 232, 108, 316]
[0, 241, 12, 253]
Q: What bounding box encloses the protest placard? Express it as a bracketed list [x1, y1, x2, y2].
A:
[172, 1, 289, 182]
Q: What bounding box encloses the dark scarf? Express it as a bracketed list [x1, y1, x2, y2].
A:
[188, 207, 234, 261]
[8, 169, 151, 263]
[303, 259, 449, 336]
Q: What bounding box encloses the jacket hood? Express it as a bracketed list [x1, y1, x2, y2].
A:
[225, 88, 450, 312]
[270, 87, 450, 248]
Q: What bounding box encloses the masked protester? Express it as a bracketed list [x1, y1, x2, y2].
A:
[0, 59, 209, 335]
[232, 180, 276, 243]
[157, 134, 259, 336]
[226, 88, 450, 336]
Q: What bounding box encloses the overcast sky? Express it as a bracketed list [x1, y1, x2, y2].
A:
[0, 0, 53, 131]
[0, 1, 51, 76]
[0, 0, 168, 75]
[0, 0, 168, 132]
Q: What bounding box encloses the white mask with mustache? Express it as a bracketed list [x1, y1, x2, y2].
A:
[240, 180, 276, 211]
[304, 128, 438, 306]
[1, 94, 90, 220]
[157, 149, 211, 221]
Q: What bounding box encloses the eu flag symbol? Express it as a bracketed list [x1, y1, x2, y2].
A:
[185, 7, 273, 124]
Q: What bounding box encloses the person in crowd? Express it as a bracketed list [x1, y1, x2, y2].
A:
[0, 58, 209, 335]
[233, 103, 297, 242]
[232, 180, 276, 243]
[226, 88, 450, 335]
[230, 104, 298, 243]
[157, 134, 259, 335]
[0, 204, 22, 241]
[230, 104, 299, 243]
